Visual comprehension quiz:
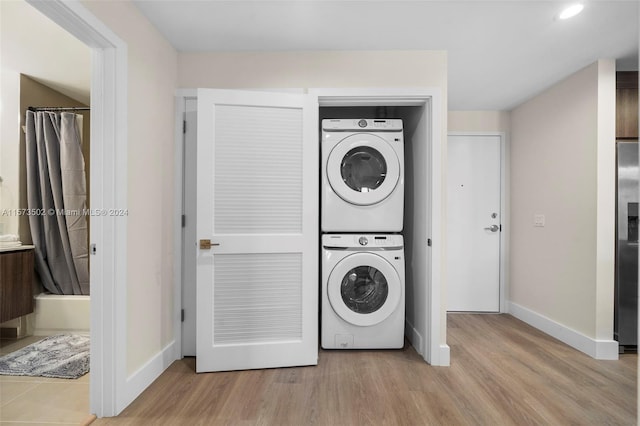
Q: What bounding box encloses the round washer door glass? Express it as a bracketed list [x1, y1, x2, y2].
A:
[327, 133, 400, 206]
[328, 252, 401, 327]
[340, 147, 387, 193]
[341, 265, 388, 314]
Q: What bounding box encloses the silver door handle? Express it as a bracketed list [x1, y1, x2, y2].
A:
[484, 225, 499, 232]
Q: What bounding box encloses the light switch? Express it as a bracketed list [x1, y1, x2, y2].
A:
[534, 214, 545, 227]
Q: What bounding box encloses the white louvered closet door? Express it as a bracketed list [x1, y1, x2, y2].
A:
[196, 89, 318, 372]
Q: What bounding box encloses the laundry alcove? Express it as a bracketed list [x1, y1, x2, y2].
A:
[175, 87, 449, 372]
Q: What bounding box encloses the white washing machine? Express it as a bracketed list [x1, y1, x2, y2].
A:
[322, 234, 405, 349]
[321, 119, 404, 232]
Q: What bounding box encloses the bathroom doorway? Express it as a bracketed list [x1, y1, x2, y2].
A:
[0, 1, 92, 423]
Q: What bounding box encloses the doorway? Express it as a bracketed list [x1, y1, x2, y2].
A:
[21, 0, 128, 418]
[0, 3, 92, 424]
[178, 88, 449, 367]
[446, 133, 507, 312]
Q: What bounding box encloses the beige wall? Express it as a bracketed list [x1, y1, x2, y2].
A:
[81, 0, 178, 375]
[448, 111, 510, 134]
[179, 50, 450, 354]
[510, 60, 616, 339]
[179, 50, 446, 90]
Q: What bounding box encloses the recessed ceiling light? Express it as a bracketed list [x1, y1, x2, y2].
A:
[558, 3, 584, 20]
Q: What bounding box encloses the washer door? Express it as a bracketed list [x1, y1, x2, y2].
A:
[326, 134, 400, 206]
[328, 252, 401, 327]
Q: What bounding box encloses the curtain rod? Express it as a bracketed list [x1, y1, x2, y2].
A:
[28, 106, 90, 112]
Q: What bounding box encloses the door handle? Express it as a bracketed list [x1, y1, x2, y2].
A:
[199, 239, 220, 249]
[484, 225, 500, 232]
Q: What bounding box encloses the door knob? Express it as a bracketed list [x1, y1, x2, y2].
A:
[484, 225, 500, 232]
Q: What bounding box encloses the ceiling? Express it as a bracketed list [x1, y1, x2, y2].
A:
[9, 1, 637, 111]
[133, 0, 639, 110]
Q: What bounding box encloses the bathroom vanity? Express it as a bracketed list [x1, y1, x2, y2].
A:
[0, 246, 35, 323]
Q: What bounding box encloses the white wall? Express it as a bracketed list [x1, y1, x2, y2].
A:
[179, 50, 450, 357]
[509, 60, 617, 358]
[81, 0, 178, 375]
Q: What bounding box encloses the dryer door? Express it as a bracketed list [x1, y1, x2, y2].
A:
[326, 134, 400, 206]
[328, 252, 401, 327]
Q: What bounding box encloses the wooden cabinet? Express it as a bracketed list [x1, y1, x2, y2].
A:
[616, 71, 639, 140]
[0, 248, 34, 323]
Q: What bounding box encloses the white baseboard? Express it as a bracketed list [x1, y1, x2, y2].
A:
[405, 319, 423, 356]
[437, 344, 451, 366]
[508, 302, 618, 360]
[117, 340, 179, 412]
[405, 319, 450, 366]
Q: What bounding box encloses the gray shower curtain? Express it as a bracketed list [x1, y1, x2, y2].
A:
[25, 111, 89, 295]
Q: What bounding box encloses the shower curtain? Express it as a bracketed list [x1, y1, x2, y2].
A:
[25, 111, 89, 295]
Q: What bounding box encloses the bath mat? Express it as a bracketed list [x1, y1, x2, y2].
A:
[0, 334, 89, 379]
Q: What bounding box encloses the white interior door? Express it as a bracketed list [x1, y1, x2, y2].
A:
[196, 88, 318, 372]
[446, 134, 501, 312]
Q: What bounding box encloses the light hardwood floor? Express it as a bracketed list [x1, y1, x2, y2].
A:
[94, 314, 637, 425]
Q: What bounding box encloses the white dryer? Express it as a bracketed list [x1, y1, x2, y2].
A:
[321, 119, 404, 232]
[322, 234, 405, 349]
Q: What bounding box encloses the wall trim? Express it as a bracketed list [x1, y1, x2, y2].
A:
[405, 319, 423, 355]
[508, 301, 618, 360]
[438, 344, 451, 366]
[122, 341, 177, 407]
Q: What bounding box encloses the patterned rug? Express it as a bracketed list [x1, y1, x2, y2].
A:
[0, 334, 89, 379]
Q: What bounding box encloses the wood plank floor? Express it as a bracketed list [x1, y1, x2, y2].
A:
[94, 314, 637, 425]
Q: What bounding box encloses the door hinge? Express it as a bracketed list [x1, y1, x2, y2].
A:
[183, 120, 187, 134]
[181, 214, 186, 228]
[181, 309, 185, 322]
[427, 238, 432, 247]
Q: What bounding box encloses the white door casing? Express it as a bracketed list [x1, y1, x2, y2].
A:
[196, 89, 318, 372]
[446, 134, 501, 312]
[181, 98, 197, 356]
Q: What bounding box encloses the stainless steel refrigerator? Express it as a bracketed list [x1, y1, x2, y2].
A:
[615, 141, 638, 351]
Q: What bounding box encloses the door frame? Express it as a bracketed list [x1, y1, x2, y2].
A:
[314, 88, 447, 366]
[26, 0, 129, 417]
[174, 90, 197, 359]
[447, 131, 508, 313]
[174, 87, 449, 366]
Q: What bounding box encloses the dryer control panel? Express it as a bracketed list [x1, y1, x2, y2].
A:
[322, 119, 403, 131]
[323, 234, 404, 249]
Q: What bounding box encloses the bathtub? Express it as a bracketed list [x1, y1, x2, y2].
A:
[33, 293, 90, 336]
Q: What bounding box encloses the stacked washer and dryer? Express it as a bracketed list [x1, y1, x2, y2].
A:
[321, 119, 406, 349]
